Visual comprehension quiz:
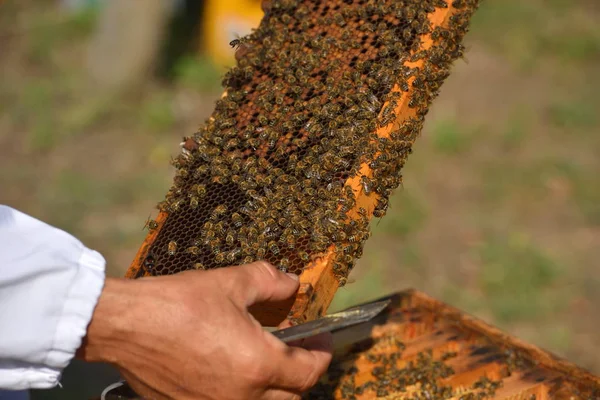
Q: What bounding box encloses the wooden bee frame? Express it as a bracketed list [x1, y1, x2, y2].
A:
[125, 1, 468, 327]
[308, 290, 600, 399]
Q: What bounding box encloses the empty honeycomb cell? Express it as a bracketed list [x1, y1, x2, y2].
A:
[131, 0, 480, 286]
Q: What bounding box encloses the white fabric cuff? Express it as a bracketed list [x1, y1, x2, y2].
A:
[45, 248, 106, 382]
[0, 248, 105, 390]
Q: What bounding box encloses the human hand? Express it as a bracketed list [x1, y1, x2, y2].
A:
[77, 261, 332, 400]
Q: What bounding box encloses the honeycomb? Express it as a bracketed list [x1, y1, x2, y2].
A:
[306, 339, 504, 399]
[136, 0, 480, 281]
[304, 290, 600, 399]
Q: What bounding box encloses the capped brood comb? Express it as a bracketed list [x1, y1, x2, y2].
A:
[126, 0, 480, 326]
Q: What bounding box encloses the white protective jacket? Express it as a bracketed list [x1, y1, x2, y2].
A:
[0, 205, 106, 390]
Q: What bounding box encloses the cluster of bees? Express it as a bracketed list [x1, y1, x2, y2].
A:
[142, 0, 480, 280]
[304, 333, 505, 399]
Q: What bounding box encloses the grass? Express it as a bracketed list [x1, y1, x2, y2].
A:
[430, 117, 474, 155]
[400, 243, 422, 271]
[16, 79, 115, 151]
[477, 233, 565, 323]
[174, 56, 223, 92]
[482, 156, 600, 226]
[470, 0, 542, 67]
[471, 0, 600, 69]
[501, 108, 530, 150]
[547, 99, 598, 130]
[569, 171, 600, 226]
[543, 30, 600, 63]
[479, 154, 580, 208]
[26, 5, 99, 63]
[139, 93, 177, 133]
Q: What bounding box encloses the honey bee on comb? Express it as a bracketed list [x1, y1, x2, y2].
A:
[129, 0, 480, 301]
[142, 216, 159, 231]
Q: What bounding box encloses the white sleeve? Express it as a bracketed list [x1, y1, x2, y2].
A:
[0, 205, 106, 390]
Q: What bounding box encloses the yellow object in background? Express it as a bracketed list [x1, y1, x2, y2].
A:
[202, 0, 264, 68]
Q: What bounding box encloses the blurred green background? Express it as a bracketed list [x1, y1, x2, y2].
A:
[1, 0, 599, 398]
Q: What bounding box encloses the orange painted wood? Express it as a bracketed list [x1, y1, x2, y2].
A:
[316, 290, 600, 399]
[125, 210, 168, 279]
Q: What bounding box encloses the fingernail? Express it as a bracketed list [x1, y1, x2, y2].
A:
[286, 272, 299, 281]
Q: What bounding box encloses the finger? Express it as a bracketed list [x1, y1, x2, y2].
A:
[269, 341, 333, 392]
[217, 261, 300, 307]
[277, 319, 293, 329]
[295, 332, 333, 355]
[121, 370, 168, 400]
[263, 388, 302, 400]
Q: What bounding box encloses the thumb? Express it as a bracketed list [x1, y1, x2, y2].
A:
[217, 261, 300, 307]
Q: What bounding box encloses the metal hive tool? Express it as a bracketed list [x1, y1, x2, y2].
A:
[125, 0, 480, 326]
[304, 290, 600, 400]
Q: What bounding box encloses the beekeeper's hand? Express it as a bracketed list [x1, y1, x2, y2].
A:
[76, 261, 332, 400]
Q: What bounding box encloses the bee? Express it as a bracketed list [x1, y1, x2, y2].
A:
[218, 118, 236, 130]
[214, 221, 226, 236]
[225, 231, 235, 245]
[285, 235, 296, 249]
[190, 196, 199, 209]
[143, 216, 159, 231]
[194, 165, 209, 178]
[360, 176, 374, 195]
[348, 234, 361, 243]
[257, 114, 269, 126]
[211, 204, 228, 220]
[143, 252, 155, 273]
[170, 155, 188, 169]
[268, 241, 280, 255]
[278, 258, 290, 272]
[167, 197, 184, 212]
[256, 247, 266, 259]
[298, 251, 310, 262]
[167, 241, 177, 256]
[224, 138, 240, 151]
[373, 198, 389, 218]
[175, 167, 189, 179]
[215, 252, 226, 264]
[226, 248, 241, 263]
[203, 221, 214, 231]
[231, 212, 243, 228]
[156, 200, 169, 212]
[186, 246, 201, 255]
[247, 138, 261, 149]
[229, 36, 249, 49]
[193, 263, 206, 270]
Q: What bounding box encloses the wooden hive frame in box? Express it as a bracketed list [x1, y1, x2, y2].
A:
[306, 290, 600, 399]
[126, 0, 474, 327]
